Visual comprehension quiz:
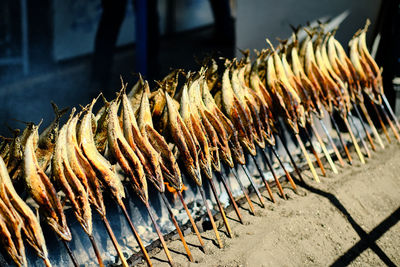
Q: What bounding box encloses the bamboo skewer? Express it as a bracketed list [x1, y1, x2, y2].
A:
[88, 234, 105, 267]
[241, 164, 265, 208]
[62, 240, 79, 267]
[198, 186, 223, 248]
[360, 102, 384, 149]
[160, 192, 193, 262]
[177, 191, 205, 252]
[343, 116, 365, 164]
[354, 105, 376, 151]
[318, 119, 345, 167]
[330, 114, 353, 164]
[216, 171, 244, 224]
[382, 94, 400, 132]
[208, 178, 233, 238]
[295, 133, 320, 182]
[143, 201, 175, 266]
[231, 167, 256, 215]
[348, 113, 371, 158]
[269, 147, 298, 193]
[119, 204, 152, 266]
[250, 154, 276, 202]
[310, 123, 338, 174]
[258, 151, 285, 199]
[101, 216, 129, 267]
[379, 104, 400, 142]
[303, 128, 327, 176]
[371, 100, 391, 143]
[277, 132, 304, 182]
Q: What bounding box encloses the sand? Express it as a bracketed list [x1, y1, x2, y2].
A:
[136, 137, 400, 267]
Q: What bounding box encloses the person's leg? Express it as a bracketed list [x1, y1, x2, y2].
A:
[208, 0, 235, 44]
[91, 0, 127, 94]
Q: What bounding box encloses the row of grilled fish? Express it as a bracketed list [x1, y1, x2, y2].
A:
[0, 19, 390, 267]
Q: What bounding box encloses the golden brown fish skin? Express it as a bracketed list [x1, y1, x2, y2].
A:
[122, 93, 164, 192]
[94, 95, 111, 155]
[0, 156, 50, 265]
[137, 91, 183, 190]
[166, 93, 202, 186]
[0, 197, 26, 267]
[24, 127, 72, 241]
[52, 120, 93, 236]
[67, 113, 106, 216]
[107, 100, 148, 201]
[79, 99, 126, 207]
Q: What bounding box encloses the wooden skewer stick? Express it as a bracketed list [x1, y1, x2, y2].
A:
[258, 150, 285, 199]
[143, 201, 175, 266]
[119, 204, 153, 266]
[62, 240, 79, 267]
[231, 167, 255, 215]
[216, 171, 244, 224]
[354, 105, 376, 151]
[88, 234, 105, 267]
[359, 102, 384, 149]
[277, 131, 304, 182]
[310, 123, 338, 174]
[177, 190, 205, 252]
[329, 114, 353, 164]
[250, 154, 276, 202]
[379, 104, 400, 142]
[198, 186, 223, 248]
[208, 177, 233, 238]
[295, 133, 320, 182]
[160, 192, 194, 262]
[42, 256, 52, 267]
[343, 116, 365, 164]
[318, 119, 345, 167]
[371, 100, 391, 143]
[269, 146, 298, 193]
[348, 112, 371, 158]
[241, 164, 265, 208]
[101, 216, 129, 267]
[382, 94, 400, 132]
[303, 127, 327, 176]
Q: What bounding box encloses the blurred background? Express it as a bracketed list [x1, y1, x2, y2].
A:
[0, 0, 398, 135]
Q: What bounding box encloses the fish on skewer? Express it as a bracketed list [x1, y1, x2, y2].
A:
[0, 155, 51, 266]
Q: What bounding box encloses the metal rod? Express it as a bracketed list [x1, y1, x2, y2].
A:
[354, 104, 376, 151]
[343, 116, 365, 164]
[269, 146, 298, 193]
[88, 234, 105, 267]
[208, 178, 233, 238]
[295, 133, 320, 182]
[216, 171, 244, 224]
[160, 192, 193, 262]
[62, 240, 79, 267]
[371, 100, 391, 143]
[382, 94, 400, 132]
[277, 132, 304, 182]
[318, 119, 345, 167]
[143, 201, 175, 266]
[303, 127, 327, 176]
[102, 216, 129, 267]
[359, 102, 384, 149]
[348, 112, 371, 158]
[259, 150, 285, 199]
[198, 186, 223, 248]
[231, 167, 255, 215]
[119, 204, 152, 266]
[250, 154, 276, 202]
[379, 104, 400, 142]
[310, 123, 338, 174]
[241, 164, 265, 208]
[330, 113, 353, 164]
[177, 190, 205, 252]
